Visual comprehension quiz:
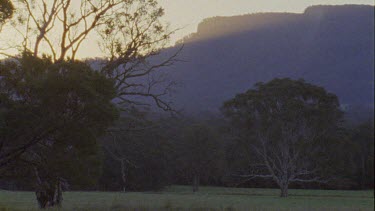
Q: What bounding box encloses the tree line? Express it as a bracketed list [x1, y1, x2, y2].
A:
[1, 78, 373, 196]
[96, 79, 373, 197]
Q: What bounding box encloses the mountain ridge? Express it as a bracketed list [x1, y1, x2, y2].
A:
[177, 4, 373, 45]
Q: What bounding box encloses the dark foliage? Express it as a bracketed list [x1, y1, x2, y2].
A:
[0, 0, 13, 26]
[98, 112, 173, 191]
[0, 53, 118, 207]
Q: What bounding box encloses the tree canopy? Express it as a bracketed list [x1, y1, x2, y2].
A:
[0, 53, 119, 207]
[0, 0, 13, 28]
[176, 123, 224, 192]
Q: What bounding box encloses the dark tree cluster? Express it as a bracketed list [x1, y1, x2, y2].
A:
[99, 110, 174, 192]
[0, 53, 118, 207]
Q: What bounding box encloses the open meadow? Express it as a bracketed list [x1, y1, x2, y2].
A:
[0, 186, 373, 211]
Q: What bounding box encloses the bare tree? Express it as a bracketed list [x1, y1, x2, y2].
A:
[222, 78, 343, 197]
[104, 131, 138, 192]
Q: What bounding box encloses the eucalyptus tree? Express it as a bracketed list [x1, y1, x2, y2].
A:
[0, 54, 118, 207]
[222, 78, 343, 197]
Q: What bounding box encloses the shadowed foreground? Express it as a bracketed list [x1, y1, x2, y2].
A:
[0, 186, 373, 211]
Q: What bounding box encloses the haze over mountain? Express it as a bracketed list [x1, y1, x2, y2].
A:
[161, 5, 374, 117]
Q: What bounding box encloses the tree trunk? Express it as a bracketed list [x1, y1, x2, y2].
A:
[34, 168, 48, 209]
[120, 159, 126, 192]
[192, 174, 200, 192]
[54, 179, 63, 207]
[280, 184, 289, 197]
[34, 168, 62, 209]
[35, 184, 48, 208]
[36, 180, 56, 209]
[360, 155, 366, 189]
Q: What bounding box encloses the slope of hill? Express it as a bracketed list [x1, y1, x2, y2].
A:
[164, 5, 374, 117]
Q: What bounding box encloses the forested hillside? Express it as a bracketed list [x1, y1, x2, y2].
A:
[165, 5, 374, 117]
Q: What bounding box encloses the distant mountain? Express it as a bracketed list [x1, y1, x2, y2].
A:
[162, 5, 374, 117]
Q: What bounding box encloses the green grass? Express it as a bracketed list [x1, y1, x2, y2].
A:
[0, 186, 373, 210]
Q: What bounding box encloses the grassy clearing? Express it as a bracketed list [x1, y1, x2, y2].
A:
[0, 186, 373, 211]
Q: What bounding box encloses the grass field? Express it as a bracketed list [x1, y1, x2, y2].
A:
[0, 186, 373, 210]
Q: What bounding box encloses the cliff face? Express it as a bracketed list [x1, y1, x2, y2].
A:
[165, 5, 374, 116]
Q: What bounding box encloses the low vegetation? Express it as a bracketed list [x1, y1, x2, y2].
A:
[0, 186, 373, 211]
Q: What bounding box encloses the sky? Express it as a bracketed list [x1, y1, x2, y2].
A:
[1, 0, 374, 59]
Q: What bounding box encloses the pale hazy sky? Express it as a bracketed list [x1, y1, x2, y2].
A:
[160, 0, 375, 44]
